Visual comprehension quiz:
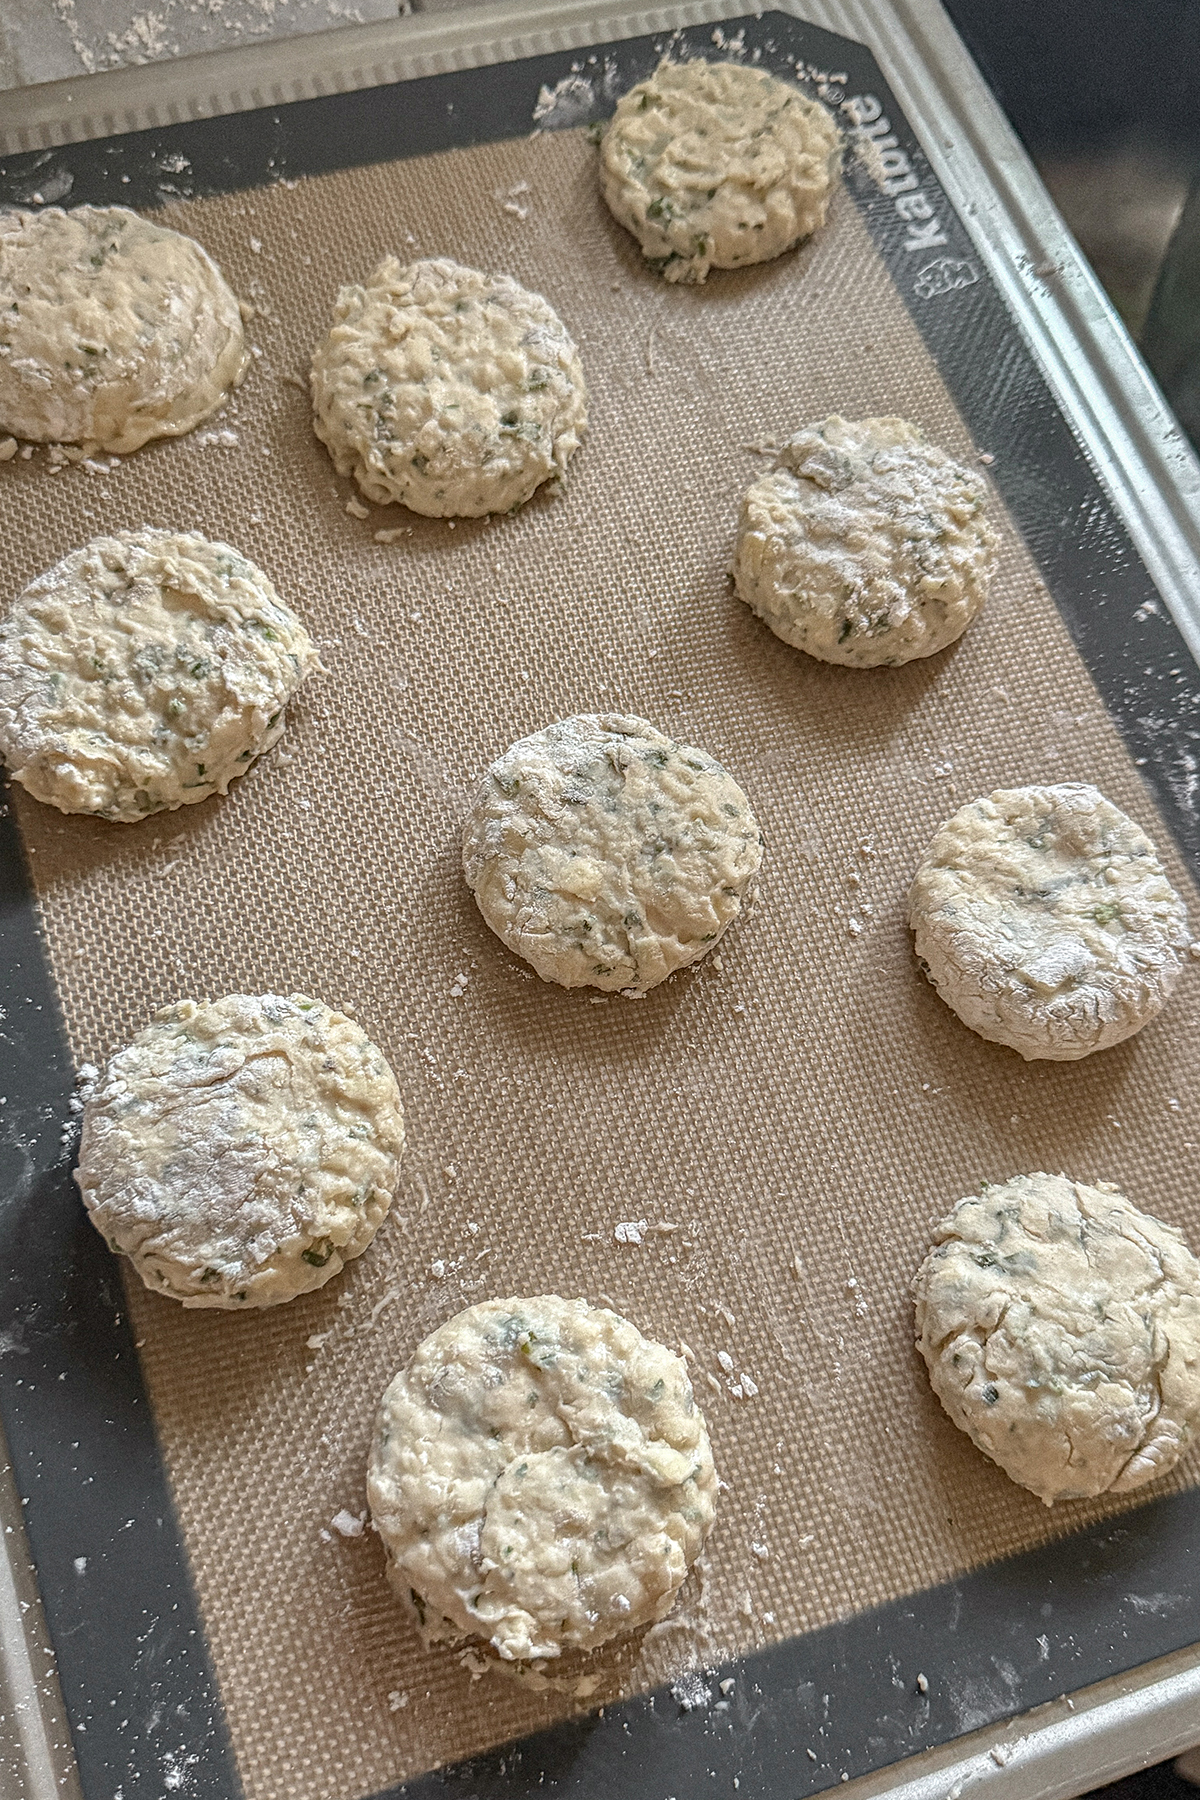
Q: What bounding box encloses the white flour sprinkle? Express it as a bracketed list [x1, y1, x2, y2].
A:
[532, 73, 596, 127]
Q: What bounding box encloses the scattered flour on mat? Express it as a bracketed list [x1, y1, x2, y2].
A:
[532, 55, 622, 126]
[331, 1508, 366, 1538]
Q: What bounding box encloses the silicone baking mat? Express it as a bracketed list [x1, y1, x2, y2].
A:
[2, 13, 1200, 1800]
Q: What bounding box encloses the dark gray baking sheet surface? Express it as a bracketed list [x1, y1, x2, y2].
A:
[2, 12, 1200, 1800]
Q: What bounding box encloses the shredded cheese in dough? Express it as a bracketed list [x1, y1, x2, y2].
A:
[310, 256, 587, 517]
[908, 783, 1190, 1059]
[600, 59, 839, 284]
[0, 529, 318, 821]
[915, 1173, 1200, 1504]
[0, 206, 248, 452]
[462, 713, 763, 993]
[368, 1296, 717, 1661]
[76, 993, 405, 1308]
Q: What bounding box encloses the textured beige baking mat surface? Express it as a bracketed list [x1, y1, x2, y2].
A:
[6, 128, 1200, 1800]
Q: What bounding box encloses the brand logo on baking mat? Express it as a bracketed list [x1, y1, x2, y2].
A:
[914, 257, 979, 299]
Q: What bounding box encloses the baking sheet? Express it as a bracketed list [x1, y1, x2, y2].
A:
[2, 12, 1200, 1800]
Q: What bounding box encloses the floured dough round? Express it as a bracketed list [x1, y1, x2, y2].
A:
[461, 712, 763, 993]
[368, 1296, 717, 1661]
[310, 256, 587, 517]
[914, 1173, 1200, 1505]
[75, 993, 405, 1309]
[600, 58, 839, 284]
[732, 415, 998, 666]
[0, 529, 318, 821]
[0, 206, 248, 453]
[908, 783, 1190, 1059]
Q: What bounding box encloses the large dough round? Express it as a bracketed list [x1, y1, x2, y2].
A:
[0, 529, 318, 821]
[310, 256, 587, 517]
[600, 58, 840, 284]
[461, 712, 763, 993]
[908, 783, 1190, 1059]
[368, 1296, 717, 1662]
[914, 1173, 1200, 1504]
[732, 415, 997, 666]
[75, 994, 405, 1309]
[0, 206, 248, 452]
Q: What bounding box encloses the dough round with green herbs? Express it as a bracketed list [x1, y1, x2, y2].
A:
[732, 415, 998, 666]
[600, 58, 839, 284]
[914, 1173, 1200, 1504]
[368, 1296, 717, 1662]
[310, 256, 587, 517]
[75, 994, 405, 1309]
[462, 713, 763, 993]
[908, 783, 1190, 1059]
[0, 529, 317, 821]
[0, 205, 248, 452]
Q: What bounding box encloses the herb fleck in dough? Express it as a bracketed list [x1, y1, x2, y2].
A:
[600, 58, 839, 284]
[0, 529, 318, 821]
[368, 1297, 717, 1662]
[732, 415, 997, 666]
[914, 1173, 1200, 1504]
[461, 713, 763, 993]
[75, 994, 405, 1309]
[310, 256, 587, 517]
[0, 206, 248, 453]
[908, 783, 1190, 1059]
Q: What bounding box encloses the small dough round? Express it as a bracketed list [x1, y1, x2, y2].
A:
[75, 993, 405, 1309]
[914, 1173, 1200, 1505]
[310, 256, 587, 517]
[0, 206, 248, 453]
[600, 58, 839, 284]
[0, 528, 318, 821]
[908, 783, 1190, 1060]
[732, 415, 998, 666]
[368, 1296, 717, 1662]
[461, 712, 763, 993]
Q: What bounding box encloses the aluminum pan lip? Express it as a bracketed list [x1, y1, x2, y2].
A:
[840, 1639, 1200, 1800]
[3, 3, 1200, 1796]
[0, 1442, 83, 1800]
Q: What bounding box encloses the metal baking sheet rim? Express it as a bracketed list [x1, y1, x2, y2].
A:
[4, 1, 1200, 1795]
[5, 1462, 1200, 1800]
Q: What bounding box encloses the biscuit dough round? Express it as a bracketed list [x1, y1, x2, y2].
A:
[310, 256, 587, 517]
[908, 783, 1190, 1060]
[461, 713, 763, 993]
[914, 1173, 1200, 1504]
[368, 1296, 717, 1662]
[0, 529, 318, 821]
[732, 415, 998, 666]
[75, 993, 405, 1309]
[0, 206, 248, 453]
[600, 59, 840, 284]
